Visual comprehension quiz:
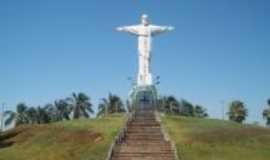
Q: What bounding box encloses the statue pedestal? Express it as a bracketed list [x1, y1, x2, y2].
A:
[128, 85, 159, 111]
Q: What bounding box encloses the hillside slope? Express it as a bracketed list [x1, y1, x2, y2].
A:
[1, 114, 269, 160]
[0, 115, 125, 160]
[162, 115, 270, 160]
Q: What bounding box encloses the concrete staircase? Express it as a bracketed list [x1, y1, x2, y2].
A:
[110, 107, 176, 160]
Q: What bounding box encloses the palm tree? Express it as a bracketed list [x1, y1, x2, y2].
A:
[108, 93, 125, 113]
[97, 98, 108, 117]
[194, 105, 208, 118]
[97, 93, 126, 117]
[26, 107, 37, 124]
[180, 100, 194, 117]
[68, 92, 94, 119]
[158, 96, 179, 114]
[5, 103, 29, 126]
[227, 100, 248, 123]
[35, 106, 51, 124]
[44, 103, 59, 122]
[25, 106, 51, 124]
[167, 96, 180, 114]
[262, 99, 270, 126]
[54, 100, 71, 121]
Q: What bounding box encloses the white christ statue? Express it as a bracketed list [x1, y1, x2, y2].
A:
[117, 14, 174, 86]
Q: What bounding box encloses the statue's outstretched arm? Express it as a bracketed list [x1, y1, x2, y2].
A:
[150, 25, 174, 36]
[116, 25, 139, 35]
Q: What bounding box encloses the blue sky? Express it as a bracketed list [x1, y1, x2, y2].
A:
[1, 0, 270, 123]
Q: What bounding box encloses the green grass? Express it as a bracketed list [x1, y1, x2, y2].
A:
[2, 114, 269, 160]
[0, 114, 125, 160]
[162, 115, 270, 160]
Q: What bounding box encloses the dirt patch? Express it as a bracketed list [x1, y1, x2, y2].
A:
[57, 129, 104, 144]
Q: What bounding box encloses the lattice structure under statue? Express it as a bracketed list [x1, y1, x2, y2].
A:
[128, 85, 159, 110]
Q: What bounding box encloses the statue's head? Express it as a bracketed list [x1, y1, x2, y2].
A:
[141, 14, 150, 26]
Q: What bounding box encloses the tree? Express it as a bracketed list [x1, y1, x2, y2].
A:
[97, 98, 108, 117]
[158, 96, 180, 114]
[26, 107, 37, 124]
[44, 103, 59, 122]
[262, 99, 270, 126]
[227, 100, 248, 123]
[166, 96, 180, 114]
[54, 100, 71, 121]
[21, 105, 53, 124]
[97, 93, 126, 117]
[35, 106, 51, 124]
[194, 105, 208, 118]
[5, 103, 29, 126]
[180, 100, 194, 117]
[158, 97, 208, 117]
[68, 93, 94, 119]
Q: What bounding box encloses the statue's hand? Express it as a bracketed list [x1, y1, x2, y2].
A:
[167, 26, 175, 31]
[116, 27, 124, 31]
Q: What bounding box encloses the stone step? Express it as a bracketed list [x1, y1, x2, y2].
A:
[130, 123, 160, 126]
[128, 127, 161, 131]
[133, 115, 156, 117]
[126, 133, 163, 137]
[111, 153, 174, 160]
[127, 131, 161, 135]
[114, 150, 173, 155]
[131, 119, 157, 121]
[122, 142, 171, 147]
[132, 120, 156, 122]
[123, 139, 167, 144]
[131, 120, 157, 123]
[127, 129, 161, 133]
[125, 138, 165, 141]
[131, 119, 156, 122]
[115, 146, 172, 153]
[127, 129, 161, 132]
[111, 157, 174, 160]
[126, 137, 164, 141]
[134, 115, 155, 117]
[124, 139, 168, 142]
[112, 152, 174, 157]
[128, 126, 160, 129]
[134, 114, 155, 116]
[119, 142, 171, 147]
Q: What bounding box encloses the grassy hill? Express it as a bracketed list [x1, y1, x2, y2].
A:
[1, 114, 270, 160]
[0, 115, 125, 160]
[162, 115, 270, 160]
